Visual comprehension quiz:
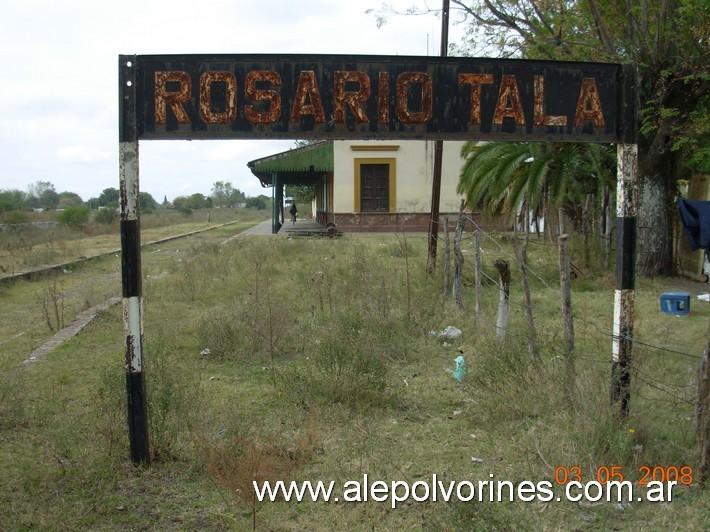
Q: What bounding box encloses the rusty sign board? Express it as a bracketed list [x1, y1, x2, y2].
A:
[120, 54, 635, 144]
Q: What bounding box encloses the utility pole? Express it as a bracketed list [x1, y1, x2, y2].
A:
[426, 0, 450, 273]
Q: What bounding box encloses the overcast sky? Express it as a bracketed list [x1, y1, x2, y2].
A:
[0, 0, 464, 202]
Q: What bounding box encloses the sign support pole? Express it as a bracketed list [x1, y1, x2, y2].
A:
[119, 56, 150, 465]
[272, 173, 281, 234]
[611, 142, 637, 417]
[426, 0, 449, 273]
[610, 64, 638, 418]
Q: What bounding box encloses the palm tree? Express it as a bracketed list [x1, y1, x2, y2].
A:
[457, 141, 615, 234]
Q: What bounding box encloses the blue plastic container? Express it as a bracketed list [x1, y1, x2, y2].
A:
[659, 292, 690, 315]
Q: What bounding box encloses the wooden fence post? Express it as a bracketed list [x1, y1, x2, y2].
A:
[559, 233, 575, 404]
[453, 200, 465, 308]
[514, 232, 539, 359]
[494, 259, 510, 337]
[443, 217, 450, 297]
[697, 315, 710, 485]
[474, 231, 482, 316]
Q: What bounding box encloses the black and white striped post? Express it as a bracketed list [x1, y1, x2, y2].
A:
[119, 55, 150, 465]
[611, 143, 637, 415]
[611, 64, 638, 418]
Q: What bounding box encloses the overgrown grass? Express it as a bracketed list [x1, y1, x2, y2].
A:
[0, 207, 267, 275]
[1, 226, 709, 529]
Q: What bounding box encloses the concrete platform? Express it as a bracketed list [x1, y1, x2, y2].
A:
[238, 219, 333, 236]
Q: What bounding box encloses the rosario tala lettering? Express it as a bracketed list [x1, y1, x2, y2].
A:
[153, 70, 605, 130]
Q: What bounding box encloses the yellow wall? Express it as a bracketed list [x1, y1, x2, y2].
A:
[332, 140, 466, 213]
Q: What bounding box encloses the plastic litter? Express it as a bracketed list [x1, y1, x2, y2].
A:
[453, 354, 466, 382]
[429, 325, 462, 339]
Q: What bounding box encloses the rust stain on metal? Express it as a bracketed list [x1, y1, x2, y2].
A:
[533, 75, 566, 126]
[573, 78, 605, 127]
[396, 72, 432, 124]
[154, 71, 191, 124]
[458, 73, 493, 125]
[199, 71, 237, 124]
[492, 75, 525, 126]
[377, 72, 389, 126]
[289, 71, 326, 124]
[244, 70, 282, 124]
[334, 71, 370, 125]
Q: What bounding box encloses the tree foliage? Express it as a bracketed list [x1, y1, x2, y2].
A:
[57, 192, 84, 208]
[172, 193, 212, 210]
[246, 195, 270, 210]
[96, 187, 120, 207]
[139, 192, 158, 212]
[93, 207, 117, 225]
[286, 184, 317, 204]
[458, 141, 615, 222]
[27, 180, 58, 210]
[211, 181, 246, 207]
[0, 189, 27, 212]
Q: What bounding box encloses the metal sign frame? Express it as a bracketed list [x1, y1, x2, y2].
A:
[118, 54, 638, 464]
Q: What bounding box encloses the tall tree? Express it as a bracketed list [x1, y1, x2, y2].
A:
[27, 180, 57, 210]
[211, 181, 228, 208]
[57, 191, 84, 208]
[0, 189, 28, 212]
[375, 0, 710, 274]
[97, 187, 120, 207]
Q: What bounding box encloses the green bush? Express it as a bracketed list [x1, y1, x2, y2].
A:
[1, 210, 28, 224]
[93, 207, 117, 225]
[281, 315, 392, 409]
[57, 205, 90, 228]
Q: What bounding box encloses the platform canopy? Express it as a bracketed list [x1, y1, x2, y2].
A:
[247, 141, 333, 187]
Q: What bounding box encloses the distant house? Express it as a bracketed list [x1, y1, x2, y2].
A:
[247, 140, 507, 234]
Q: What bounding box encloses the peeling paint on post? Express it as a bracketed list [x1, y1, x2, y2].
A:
[119, 55, 150, 465]
[611, 143, 638, 416]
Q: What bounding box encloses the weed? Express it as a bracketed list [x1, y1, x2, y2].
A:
[146, 339, 202, 461]
[280, 313, 395, 409]
[36, 277, 65, 332]
[92, 362, 127, 459]
[200, 412, 320, 530]
[0, 370, 27, 431]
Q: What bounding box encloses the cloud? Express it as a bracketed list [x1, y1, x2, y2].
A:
[56, 144, 111, 164]
[0, 0, 460, 200]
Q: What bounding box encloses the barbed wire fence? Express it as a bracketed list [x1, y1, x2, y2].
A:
[433, 213, 704, 413]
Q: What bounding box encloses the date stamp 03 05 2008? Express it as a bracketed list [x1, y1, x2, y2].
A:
[553, 465, 694, 487]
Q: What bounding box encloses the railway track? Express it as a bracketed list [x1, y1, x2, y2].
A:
[2, 219, 264, 369]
